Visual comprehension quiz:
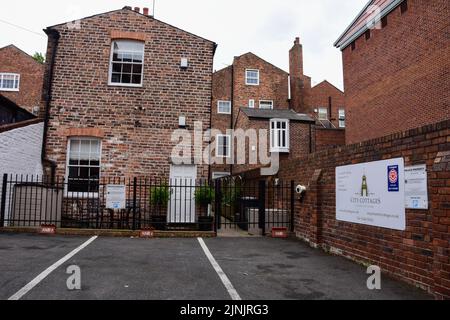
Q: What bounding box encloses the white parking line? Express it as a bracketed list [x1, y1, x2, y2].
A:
[8, 236, 98, 301]
[197, 238, 241, 301]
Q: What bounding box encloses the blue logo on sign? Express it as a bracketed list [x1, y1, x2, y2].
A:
[388, 165, 399, 192]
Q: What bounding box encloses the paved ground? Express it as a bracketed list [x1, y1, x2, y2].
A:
[0, 233, 432, 300]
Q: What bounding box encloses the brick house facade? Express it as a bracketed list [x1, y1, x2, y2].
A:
[335, 0, 450, 144]
[211, 38, 345, 177]
[41, 7, 216, 188]
[0, 45, 44, 117]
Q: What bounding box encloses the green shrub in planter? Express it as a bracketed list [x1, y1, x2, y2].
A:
[194, 186, 215, 207]
[149, 185, 170, 205]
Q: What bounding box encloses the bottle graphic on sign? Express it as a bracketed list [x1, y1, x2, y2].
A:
[361, 171, 369, 197]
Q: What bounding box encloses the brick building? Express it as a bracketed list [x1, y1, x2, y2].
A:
[334, 0, 450, 144]
[211, 38, 345, 178]
[0, 45, 44, 118]
[41, 7, 216, 190]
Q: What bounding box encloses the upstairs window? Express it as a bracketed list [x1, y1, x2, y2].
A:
[66, 138, 101, 195]
[270, 119, 290, 153]
[0, 73, 20, 91]
[318, 107, 328, 121]
[259, 100, 274, 110]
[109, 40, 144, 87]
[245, 69, 260, 86]
[339, 109, 346, 128]
[249, 99, 255, 108]
[216, 135, 231, 158]
[217, 101, 231, 114]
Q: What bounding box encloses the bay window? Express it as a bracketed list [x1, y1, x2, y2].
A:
[270, 119, 290, 153]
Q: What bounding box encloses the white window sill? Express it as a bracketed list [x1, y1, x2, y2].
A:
[108, 83, 143, 88]
[245, 83, 259, 86]
[65, 192, 100, 199]
[270, 148, 290, 154]
[0, 88, 19, 92]
[218, 112, 231, 115]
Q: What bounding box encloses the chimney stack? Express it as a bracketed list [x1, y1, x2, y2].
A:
[134, 7, 140, 13]
[289, 37, 305, 113]
[143, 7, 149, 15]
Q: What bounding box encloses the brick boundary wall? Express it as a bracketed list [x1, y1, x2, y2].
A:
[314, 127, 346, 152]
[276, 120, 449, 299]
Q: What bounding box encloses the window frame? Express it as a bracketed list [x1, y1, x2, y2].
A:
[65, 137, 102, 198]
[0, 73, 20, 91]
[245, 69, 260, 86]
[108, 40, 145, 88]
[270, 119, 290, 153]
[259, 100, 274, 110]
[216, 134, 232, 158]
[249, 99, 255, 108]
[318, 107, 329, 121]
[339, 109, 346, 128]
[217, 100, 232, 115]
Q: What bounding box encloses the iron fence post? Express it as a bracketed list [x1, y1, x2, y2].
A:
[215, 179, 222, 232]
[258, 180, 266, 236]
[291, 180, 295, 233]
[132, 177, 138, 231]
[0, 174, 7, 227]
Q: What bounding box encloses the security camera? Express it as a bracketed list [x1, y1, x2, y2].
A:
[296, 185, 307, 195]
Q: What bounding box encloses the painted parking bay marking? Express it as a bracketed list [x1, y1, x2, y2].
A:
[197, 238, 241, 301]
[8, 236, 98, 300]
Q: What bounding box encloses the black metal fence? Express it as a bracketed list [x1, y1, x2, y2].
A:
[0, 174, 294, 234]
[214, 177, 294, 235]
[0, 174, 215, 231]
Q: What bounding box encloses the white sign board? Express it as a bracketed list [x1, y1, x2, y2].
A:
[106, 185, 126, 210]
[336, 158, 405, 231]
[405, 165, 428, 210]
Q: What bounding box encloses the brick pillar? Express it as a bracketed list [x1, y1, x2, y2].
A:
[309, 169, 323, 247]
[431, 151, 450, 299]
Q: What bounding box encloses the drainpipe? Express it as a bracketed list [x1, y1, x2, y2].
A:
[230, 64, 235, 176]
[41, 28, 60, 183]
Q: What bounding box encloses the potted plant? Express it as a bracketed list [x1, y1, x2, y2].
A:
[149, 185, 170, 230]
[195, 185, 215, 231]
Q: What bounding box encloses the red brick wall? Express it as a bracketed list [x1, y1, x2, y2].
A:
[315, 128, 345, 151]
[308, 81, 345, 129]
[232, 113, 312, 175]
[342, 0, 450, 144]
[44, 8, 215, 180]
[232, 53, 290, 124]
[211, 66, 232, 175]
[277, 120, 450, 299]
[0, 45, 44, 115]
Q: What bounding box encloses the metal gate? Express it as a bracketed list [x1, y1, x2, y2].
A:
[214, 178, 294, 235]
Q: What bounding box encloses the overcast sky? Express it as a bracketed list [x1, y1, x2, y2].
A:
[0, 0, 366, 90]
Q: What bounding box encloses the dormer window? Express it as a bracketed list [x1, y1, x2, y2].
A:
[245, 69, 259, 86]
[109, 40, 144, 87]
[0, 73, 20, 91]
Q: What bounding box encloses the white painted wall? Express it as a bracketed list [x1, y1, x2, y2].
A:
[0, 122, 44, 225]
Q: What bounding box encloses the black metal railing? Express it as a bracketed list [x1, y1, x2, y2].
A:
[0, 174, 216, 231]
[0, 174, 295, 234]
[214, 178, 294, 235]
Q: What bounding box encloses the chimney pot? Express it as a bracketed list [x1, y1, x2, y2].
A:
[134, 7, 140, 13]
[143, 7, 149, 15]
[295, 37, 300, 45]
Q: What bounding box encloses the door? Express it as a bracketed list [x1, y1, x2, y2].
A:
[169, 165, 197, 223]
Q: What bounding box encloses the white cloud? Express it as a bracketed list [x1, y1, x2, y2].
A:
[0, 0, 367, 90]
